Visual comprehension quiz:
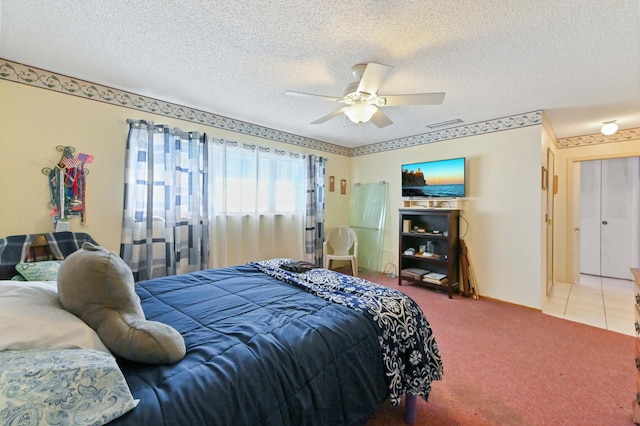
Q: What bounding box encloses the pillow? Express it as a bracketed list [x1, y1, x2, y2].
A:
[0, 280, 110, 353]
[0, 349, 138, 426]
[57, 242, 186, 364]
[14, 260, 62, 281]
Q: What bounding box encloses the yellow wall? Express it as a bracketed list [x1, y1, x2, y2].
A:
[0, 80, 351, 252]
[352, 125, 544, 308]
[1, 77, 553, 309]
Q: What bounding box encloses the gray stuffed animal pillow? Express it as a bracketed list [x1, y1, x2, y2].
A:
[57, 242, 186, 364]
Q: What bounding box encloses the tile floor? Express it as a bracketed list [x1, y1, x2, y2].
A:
[543, 274, 636, 336]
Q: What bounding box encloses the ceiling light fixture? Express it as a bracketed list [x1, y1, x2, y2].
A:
[344, 103, 377, 124]
[600, 120, 618, 136]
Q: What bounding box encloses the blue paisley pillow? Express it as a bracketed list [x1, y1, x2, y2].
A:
[0, 349, 138, 425]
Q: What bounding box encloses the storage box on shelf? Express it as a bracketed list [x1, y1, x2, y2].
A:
[398, 208, 460, 298]
[402, 198, 464, 210]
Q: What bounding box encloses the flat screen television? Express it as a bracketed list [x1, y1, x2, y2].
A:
[401, 157, 465, 198]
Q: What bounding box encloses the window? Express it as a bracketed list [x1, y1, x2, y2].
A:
[210, 144, 305, 215]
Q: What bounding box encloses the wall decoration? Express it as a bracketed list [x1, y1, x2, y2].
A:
[341, 179, 347, 194]
[42, 145, 93, 226]
[329, 176, 335, 192]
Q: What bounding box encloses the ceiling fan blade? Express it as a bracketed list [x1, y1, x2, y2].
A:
[310, 107, 348, 124]
[356, 63, 393, 95]
[370, 108, 393, 128]
[285, 91, 341, 102]
[381, 92, 446, 106]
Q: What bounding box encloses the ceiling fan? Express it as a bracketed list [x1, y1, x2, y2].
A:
[285, 62, 445, 128]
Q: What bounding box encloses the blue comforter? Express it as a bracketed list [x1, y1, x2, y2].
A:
[111, 262, 441, 425]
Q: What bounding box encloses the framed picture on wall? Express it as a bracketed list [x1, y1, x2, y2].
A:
[340, 179, 347, 194]
[329, 176, 335, 192]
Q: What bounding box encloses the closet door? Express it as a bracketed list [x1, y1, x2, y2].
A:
[580, 158, 638, 280]
[579, 161, 601, 276]
[600, 157, 636, 279]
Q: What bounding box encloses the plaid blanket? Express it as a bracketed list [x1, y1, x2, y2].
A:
[0, 232, 95, 279]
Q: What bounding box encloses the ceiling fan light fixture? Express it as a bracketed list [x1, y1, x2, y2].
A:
[286, 62, 445, 128]
[344, 103, 377, 124]
[601, 120, 618, 136]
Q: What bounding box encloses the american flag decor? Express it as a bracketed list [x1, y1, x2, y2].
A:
[61, 155, 80, 169]
[78, 153, 94, 163]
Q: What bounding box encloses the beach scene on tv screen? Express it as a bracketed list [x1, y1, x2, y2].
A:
[402, 158, 465, 198]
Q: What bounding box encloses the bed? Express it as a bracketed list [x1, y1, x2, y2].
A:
[0, 233, 443, 425]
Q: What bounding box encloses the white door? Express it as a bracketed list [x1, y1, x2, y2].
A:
[600, 158, 637, 278]
[579, 161, 601, 275]
[572, 164, 582, 283]
[580, 157, 638, 280]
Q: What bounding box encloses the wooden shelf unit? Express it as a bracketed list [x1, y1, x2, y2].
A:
[402, 198, 464, 210]
[398, 208, 460, 298]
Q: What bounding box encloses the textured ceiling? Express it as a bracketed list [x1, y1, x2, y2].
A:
[1, 0, 639, 148]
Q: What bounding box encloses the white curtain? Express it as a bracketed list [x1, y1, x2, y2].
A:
[208, 140, 306, 267]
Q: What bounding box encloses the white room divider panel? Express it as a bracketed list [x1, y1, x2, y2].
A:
[349, 182, 388, 272]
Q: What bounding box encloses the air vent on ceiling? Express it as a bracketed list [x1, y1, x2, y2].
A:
[426, 118, 464, 129]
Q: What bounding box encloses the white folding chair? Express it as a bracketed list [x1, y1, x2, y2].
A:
[323, 226, 358, 277]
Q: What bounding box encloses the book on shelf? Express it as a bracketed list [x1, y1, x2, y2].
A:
[422, 277, 448, 285]
[400, 267, 430, 280]
[422, 272, 447, 284]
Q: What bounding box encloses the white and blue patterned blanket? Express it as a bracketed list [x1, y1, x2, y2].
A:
[249, 258, 443, 405]
[0, 349, 138, 426]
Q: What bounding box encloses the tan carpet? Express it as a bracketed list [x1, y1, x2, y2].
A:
[354, 269, 635, 426]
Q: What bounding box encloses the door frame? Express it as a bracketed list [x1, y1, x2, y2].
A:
[568, 155, 640, 282]
[545, 148, 556, 295]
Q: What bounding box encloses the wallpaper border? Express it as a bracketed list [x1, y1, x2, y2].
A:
[557, 128, 640, 148]
[351, 111, 543, 156]
[0, 59, 349, 156]
[2, 58, 545, 157]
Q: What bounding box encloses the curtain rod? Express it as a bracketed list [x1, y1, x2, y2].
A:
[213, 137, 328, 161]
[126, 119, 197, 139]
[354, 181, 387, 185]
[127, 119, 327, 161]
[213, 139, 304, 158]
